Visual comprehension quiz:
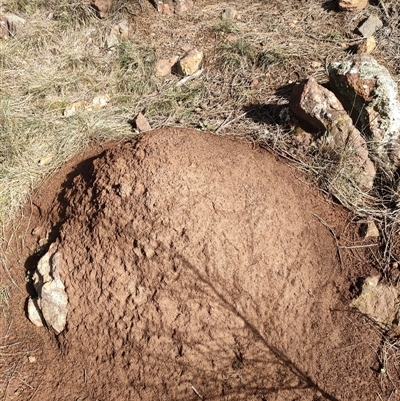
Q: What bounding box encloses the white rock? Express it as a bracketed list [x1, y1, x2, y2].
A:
[27, 298, 44, 328]
[30, 244, 68, 334]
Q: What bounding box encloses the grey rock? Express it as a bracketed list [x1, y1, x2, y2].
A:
[356, 15, 383, 38]
[222, 7, 238, 20]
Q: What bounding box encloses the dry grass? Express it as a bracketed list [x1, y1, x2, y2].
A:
[0, 1, 400, 399]
[0, 284, 10, 312]
[1, 0, 397, 232]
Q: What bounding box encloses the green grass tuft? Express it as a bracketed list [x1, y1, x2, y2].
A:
[218, 37, 256, 71]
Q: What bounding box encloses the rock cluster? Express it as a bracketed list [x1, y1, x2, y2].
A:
[155, 47, 203, 78]
[290, 50, 400, 193]
[329, 55, 400, 164]
[290, 77, 376, 191]
[27, 244, 68, 334]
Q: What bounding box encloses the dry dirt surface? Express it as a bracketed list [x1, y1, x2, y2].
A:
[1, 128, 387, 400]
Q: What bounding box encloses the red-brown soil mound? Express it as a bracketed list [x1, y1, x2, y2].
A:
[10, 128, 383, 400]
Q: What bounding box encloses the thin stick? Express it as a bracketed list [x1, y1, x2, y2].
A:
[215, 112, 247, 134]
[379, 0, 391, 22]
[0, 256, 23, 294]
[339, 244, 379, 249]
[312, 213, 344, 270]
[191, 384, 204, 400]
[176, 69, 203, 87]
[28, 381, 41, 401]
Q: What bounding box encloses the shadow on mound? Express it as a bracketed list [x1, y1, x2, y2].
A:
[28, 128, 380, 401]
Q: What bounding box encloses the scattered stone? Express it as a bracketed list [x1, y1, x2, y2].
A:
[38, 153, 55, 167]
[105, 20, 129, 48]
[222, 7, 238, 20]
[290, 77, 376, 191]
[178, 48, 203, 76]
[155, 56, 179, 77]
[64, 95, 109, 116]
[92, 95, 110, 109]
[351, 276, 399, 329]
[356, 36, 376, 54]
[157, 0, 174, 15]
[174, 0, 193, 14]
[251, 78, 259, 87]
[157, 0, 194, 15]
[359, 219, 379, 238]
[29, 244, 68, 334]
[28, 356, 37, 363]
[134, 112, 152, 132]
[338, 0, 368, 11]
[329, 55, 400, 164]
[90, 0, 112, 18]
[64, 101, 91, 117]
[356, 15, 383, 38]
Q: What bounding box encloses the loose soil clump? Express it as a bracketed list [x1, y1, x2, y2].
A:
[2, 129, 384, 400]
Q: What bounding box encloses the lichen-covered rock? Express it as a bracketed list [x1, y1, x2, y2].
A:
[28, 244, 68, 334]
[290, 77, 376, 191]
[328, 55, 400, 164]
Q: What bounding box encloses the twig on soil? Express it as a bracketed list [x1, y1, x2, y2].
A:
[312, 213, 344, 270]
[176, 69, 204, 87]
[0, 256, 23, 294]
[339, 243, 379, 249]
[191, 384, 204, 400]
[215, 112, 247, 134]
[379, 0, 391, 22]
[27, 381, 41, 401]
